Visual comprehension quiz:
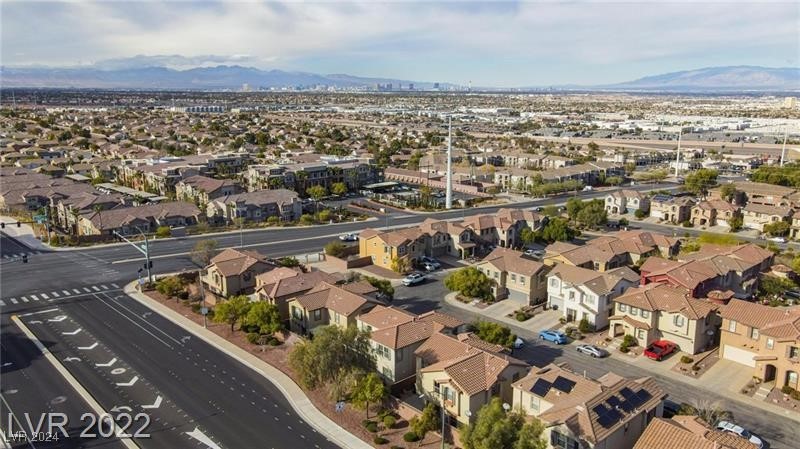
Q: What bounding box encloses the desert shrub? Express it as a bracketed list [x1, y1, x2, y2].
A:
[373, 436, 388, 445]
[364, 421, 378, 433]
[681, 356, 694, 364]
[246, 333, 261, 344]
[578, 317, 593, 333]
[403, 432, 420, 442]
[383, 415, 396, 429]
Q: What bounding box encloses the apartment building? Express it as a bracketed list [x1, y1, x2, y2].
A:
[547, 265, 638, 330]
[287, 282, 380, 335]
[206, 189, 302, 224]
[544, 230, 680, 272]
[690, 199, 740, 228]
[512, 363, 665, 449]
[741, 203, 792, 232]
[175, 175, 241, 206]
[254, 269, 343, 321]
[609, 283, 721, 354]
[77, 201, 202, 236]
[475, 247, 551, 304]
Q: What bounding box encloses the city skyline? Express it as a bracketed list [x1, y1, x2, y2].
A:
[2, 1, 798, 87]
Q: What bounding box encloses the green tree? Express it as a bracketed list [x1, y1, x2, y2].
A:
[407, 151, 424, 170]
[763, 221, 790, 237]
[278, 256, 301, 268]
[324, 240, 347, 257]
[410, 402, 440, 439]
[363, 275, 395, 300]
[306, 184, 328, 201]
[444, 267, 493, 301]
[519, 228, 536, 247]
[473, 321, 516, 348]
[351, 372, 387, 418]
[541, 205, 559, 217]
[190, 239, 218, 267]
[460, 398, 546, 449]
[155, 226, 171, 238]
[212, 295, 252, 333]
[244, 301, 283, 335]
[300, 214, 315, 225]
[155, 276, 184, 298]
[390, 257, 410, 274]
[719, 184, 738, 202]
[331, 182, 348, 197]
[683, 168, 718, 196]
[634, 208, 647, 219]
[288, 325, 375, 389]
[758, 275, 797, 300]
[565, 197, 584, 221]
[728, 214, 743, 232]
[605, 176, 623, 186]
[539, 218, 576, 243]
[575, 199, 607, 229]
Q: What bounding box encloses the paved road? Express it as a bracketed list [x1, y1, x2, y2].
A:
[392, 275, 798, 449]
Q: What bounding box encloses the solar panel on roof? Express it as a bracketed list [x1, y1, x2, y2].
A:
[605, 408, 622, 423]
[619, 399, 635, 413]
[592, 404, 607, 416]
[632, 389, 652, 407]
[605, 396, 621, 408]
[531, 379, 552, 397]
[552, 376, 576, 393]
[619, 387, 636, 401]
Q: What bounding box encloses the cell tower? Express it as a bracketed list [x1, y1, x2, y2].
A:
[445, 116, 453, 209]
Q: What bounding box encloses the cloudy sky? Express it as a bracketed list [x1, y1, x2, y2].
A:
[2, 1, 798, 87]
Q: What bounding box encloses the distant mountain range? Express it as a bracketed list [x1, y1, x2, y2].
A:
[1, 62, 798, 92]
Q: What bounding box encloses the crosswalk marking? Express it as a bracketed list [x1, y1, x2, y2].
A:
[72, 289, 81, 294]
[0, 300, 5, 306]
[50, 291, 59, 298]
[29, 294, 39, 301]
[9, 298, 17, 304]
[62, 290, 70, 295]
[21, 297, 29, 303]
[100, 284, 109, 290]
[83, 287, 91, 293]
[111, 283, 120, 288]
[91, 286, 100, 292]
[39, 293, 49, 299]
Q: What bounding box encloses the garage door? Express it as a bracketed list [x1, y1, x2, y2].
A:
[722, 345, 756, 367]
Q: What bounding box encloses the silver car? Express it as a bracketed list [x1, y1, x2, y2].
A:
[576, 344, 608, 358]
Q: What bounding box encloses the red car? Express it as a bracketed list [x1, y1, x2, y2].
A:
[644, 340, 677, 361]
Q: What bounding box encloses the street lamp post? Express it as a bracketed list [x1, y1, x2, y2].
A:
[136, 226, 153, 284]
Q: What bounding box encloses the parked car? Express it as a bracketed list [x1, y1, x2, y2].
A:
[422, 262, 438, 272]
[339, 233, 358, 242]
[420, 256, 441, 269]
[524, 249, 546, 259]
[582, 186, 593, 192]
[513, 337, 525, 349]
[644, 340, 677, 361]
[716, 421, 764, 448]
[768, 236, 787, 243]
[538, 330, 568, 344]
[402, 272, 426, 286]
[533, 206, 543, 212]
[576, 344, 608, 358]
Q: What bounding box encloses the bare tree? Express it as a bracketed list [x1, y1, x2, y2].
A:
[191, 239, 218, 267]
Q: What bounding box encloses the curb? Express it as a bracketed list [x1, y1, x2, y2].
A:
[122, 282, 372, 449]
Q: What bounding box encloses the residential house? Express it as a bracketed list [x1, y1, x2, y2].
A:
[202, 248, 276, 297]
[544, 230, 680, 272]
[609, 283, 721, 354]
[357, 306, 463, 386]
[690, 199, 740, 228]
[254, 269, 343, 321]
[415, 332, 529, 426]
[358, 227, 427, 272]
[710, 181, 795, 207]
[741, 203, 792, 232]
[176, 175, 241, 206]
[475, 247, 551, 304]
[417, 218, 478, 259]
[649, 195, 695, 224]
[512, 363, 665, 449]
[790, 210, 800, 239]
[77, 201, 201, 236]
[605, 190, 650, 215]
[207, 189, 302, 224]
[547, 264, 638, 329]
[719, 299, 800, 391]
[461, 208, 543, 249]
[287, 282, 380, 335]
[54, 192, 126, 235]
[634, 416, 760, 449]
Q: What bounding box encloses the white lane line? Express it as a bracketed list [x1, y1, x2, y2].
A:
[91, 286, 100, 292]
[116, 376, 139, 387]
[9, 298, 18, 304]
[72, 289, 81, 294]
[185, 427, 221, 449]
[50, 291, 59, 298]
[19, 308, 59, 317]
[142, 395, 162, 409]
[0, 300, 5, 306]
[78, 342, 98, 350]
[82, 287, 92, 293]
[94, 294, 175, 348]
[95, 357, 117, 367]
[111, 283, 120, 288]
[62, 290, 70, 296]
[20, 297, 29, 303]
[100, 284, 109, 290]
[39, 293, 49, 299]
[62, 328, 82, 336]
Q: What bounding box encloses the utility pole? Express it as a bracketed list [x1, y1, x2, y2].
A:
[445, 116, 453, 210]
[114, 226, 152, 284]
[780, 128, 789, 167]
[674, 127, 682, 178]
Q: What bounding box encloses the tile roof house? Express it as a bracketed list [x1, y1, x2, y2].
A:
[513, 363, 665, 449]
[255, 269, 344, 321]
[175, 175, 241, 206]
[605, 189, 650, 214]
[634, 416, 759, 449]
[741, 203, 792, 232]
[719, 299, 800, 393]
[544, 230, 680, 272]
[287, 282, 381, 335]
[77, 201, 201, 236]
[414, 332, 529, 426]
[475, 247, 551, 304]
[547, 264, 639, 330]
[202, 248, 276, 297]
[357, 306, 462, 386]
[609, 283, 721, 354]
[641, 243, 773, 299]
[649, 195, 695, 225]
[207, 189, 302, 224]
[358, 227, 428, 272]
[690, 199, 740, 228]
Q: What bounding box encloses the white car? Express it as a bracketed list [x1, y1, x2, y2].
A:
[339, 233, 358, 242]
[420, 257, 441, 269]
[582, 186, 593, 192]
[524, 249, 546, 259]
[422, 262, 438, 272]
[513, 337, 525, 349]
[402, 272, 426, 286]
[715, 421, 763, 448]
[576, 344, 608, 358]
[768, 236, 786, 243]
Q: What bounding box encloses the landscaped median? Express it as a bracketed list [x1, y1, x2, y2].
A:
[123, 281, 374, 449]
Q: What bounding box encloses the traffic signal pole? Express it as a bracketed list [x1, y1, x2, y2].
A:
[113, 227, 152, 284]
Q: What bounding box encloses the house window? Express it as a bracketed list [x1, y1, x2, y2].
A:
[550, 278, 558, 287]
[750, 327, 759, 340]
[619, 304, 628, 313]
[728, 320, 737, 332]
[630, 307, 638, 317]
[766, 338, 774, 350]
[789, 346, 800, 359]
[382, 367, 394, 380]
[529, 395, 540, 412]
[520, 276, 526, 286]
[494, 271, 499, 279]
[314, 309, 322, 321]
[569, 291, 575, 300]
[637, 329, 645, 339]
[641, 310, 650, 319]
[674, 315, 685, 327]
[511, 274, 516, 283]
[550, 431, 579, 449]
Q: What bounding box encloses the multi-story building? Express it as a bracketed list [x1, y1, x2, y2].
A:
[544, 230, 680, 272]
[287, 282, 381, 335]
[605, 190, 650, 215]
[475, 247, 551, 304]
[77, 201, 201, 236]
[175, 175, 241, 206]
[609, 283, 721, 354]
[202, 248, 276, 297]
[634, 416, 760, 449]
[547, 264, 638, 329]
[741, 203, 792, 232]
[206, 189, 302, 224]
[512, 363, 665, 449]
[690, 199, 740, 228]
[649, 195, 694, 224]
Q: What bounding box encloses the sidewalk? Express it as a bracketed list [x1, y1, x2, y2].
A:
[123, 282, 372, 449]
[0, 216, 51, 251]
[443, 292, 560, 333]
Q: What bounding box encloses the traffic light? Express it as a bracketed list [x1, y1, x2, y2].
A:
[22, 255, 28, 263]
[16, 222, 21, 228]
[1, 223, 4, 229]
[143, 261, 153, 270]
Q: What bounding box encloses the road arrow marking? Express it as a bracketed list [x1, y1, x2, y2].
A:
[116, 376, 139, 387]
[180, 336, 191, 344]
[28, 320, 42, 324]
[63, 357, 81, 362]
[185, 427, 221, 449]
[62, 328, 82, 336]
[48, 315, 67, 323]
[142, 312, 152, 319]
[78, 342, 98, 350]
[95, 358, 117, 367]
[111, 405, 132, 413]
[141, 395, 162, 409]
